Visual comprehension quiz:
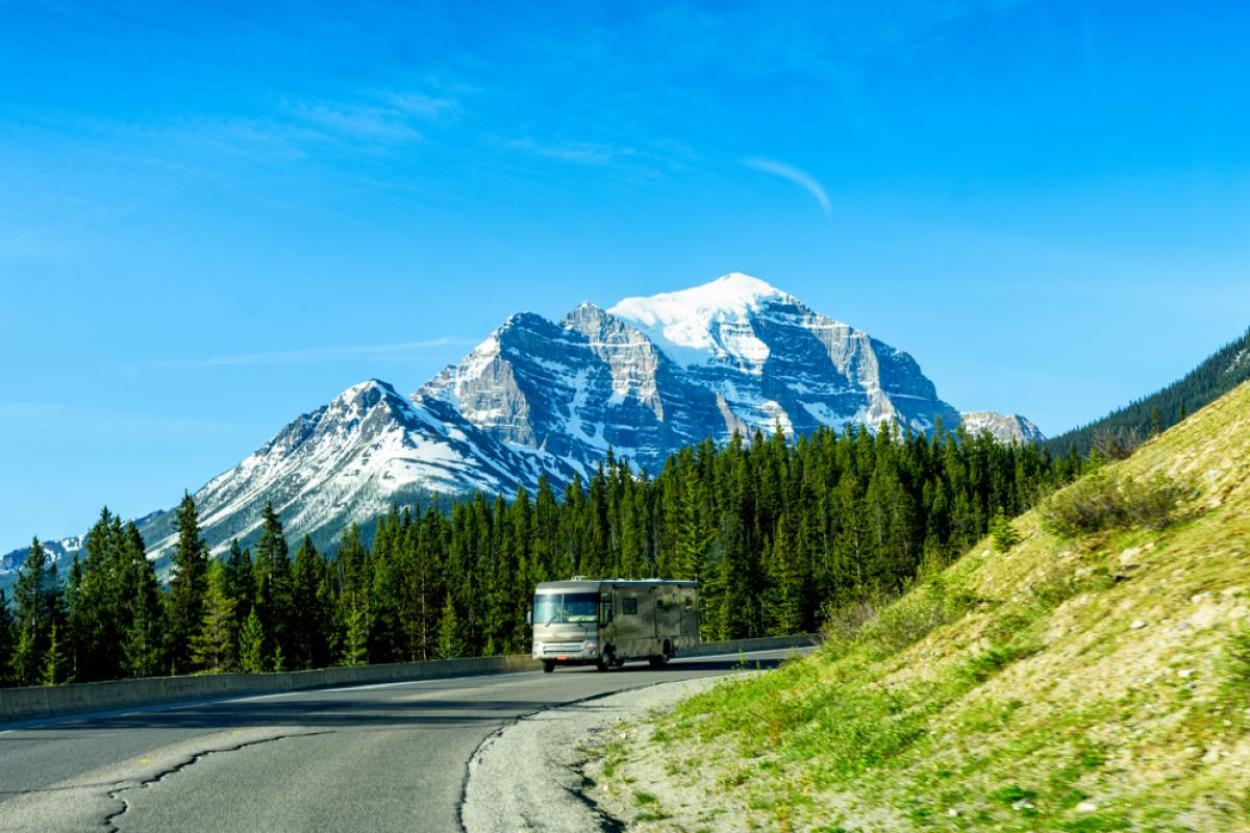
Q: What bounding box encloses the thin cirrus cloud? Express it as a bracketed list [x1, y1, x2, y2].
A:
[501, 137, 635, 165]
[743, 157, 832, 217]
[160, 89, 460, 162]
[141, 338, 471, 369]
[282, 91, 460, 144]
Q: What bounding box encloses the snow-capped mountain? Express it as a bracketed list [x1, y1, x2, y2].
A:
[420, 274, 969, 475]
[131, 379, 579, 561]
[0, 535, 83, 577]
[959, 411, 1046, 445]
[419, 303, 729, 473]
[609, 274, 963, 437]
[3, 273, 1042, 572]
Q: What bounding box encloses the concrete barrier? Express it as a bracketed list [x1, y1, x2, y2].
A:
[0, 635, 819, 726]
[683, 633, 822, 658]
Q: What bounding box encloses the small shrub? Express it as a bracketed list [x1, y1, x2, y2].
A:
[991, 509, 1021, 552]
[1120, 472, 1199, 530]
[1040, 471, 1126, 535]
[1091, 426, 1142, 460]
[1040, 470, 1197, 537]
[821, 595, 885, 648]
[961, 642, 1040, 683]
[857, 580, 973, 656]
[991, 784, 1038, 804]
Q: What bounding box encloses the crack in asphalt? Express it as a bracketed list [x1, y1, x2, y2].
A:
[101, 731, 330, 832]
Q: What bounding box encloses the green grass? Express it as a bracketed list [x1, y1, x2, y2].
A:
[594, 382, 1250, 832]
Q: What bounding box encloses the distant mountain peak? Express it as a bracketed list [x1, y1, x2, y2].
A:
[607, 273, 795, 364]
[959, 411, 1045, 444]
[606, 275, 789, 371]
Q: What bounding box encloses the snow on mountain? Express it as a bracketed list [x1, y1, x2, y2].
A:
[959, 411, 1046, 444]
[137, 379, 578, 561]
[4, 273, 1043, 572]
[0, 535, 84, 596]
[608, 273, 963, 437]
[419, 304, 729, 474]
[0, 535, 82, 576]
[608, 273, 791, 368]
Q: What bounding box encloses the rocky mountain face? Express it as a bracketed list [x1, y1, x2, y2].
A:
[133, 379, 578, 560]
[3, 273, 1041, 571]
[0, 536, 82, 582]
[418, 275, 978, 480]
[959, 411, 1046, 444]
[608, 274, 963, 437]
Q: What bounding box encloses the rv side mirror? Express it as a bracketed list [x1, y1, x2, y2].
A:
[601, 601, 613, 624]
[526, 610, 532, 626]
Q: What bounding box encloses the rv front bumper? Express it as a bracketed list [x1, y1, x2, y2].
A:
[532, 641, 600, 661]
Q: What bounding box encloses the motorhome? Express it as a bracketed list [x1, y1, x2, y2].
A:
[530, 578, 699, 672]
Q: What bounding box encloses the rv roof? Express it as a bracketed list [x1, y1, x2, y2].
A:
[534, 578, 698, 593]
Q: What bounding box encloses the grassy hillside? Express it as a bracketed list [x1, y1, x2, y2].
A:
[1048, 325, 1250, 458]
[592, 382, 1250, 832]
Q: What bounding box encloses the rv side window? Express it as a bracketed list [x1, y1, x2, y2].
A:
[623, 596, 638, 615]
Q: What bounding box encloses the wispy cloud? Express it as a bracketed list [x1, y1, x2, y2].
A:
[141, 338, 471, 370]
[502, 137, 634, 165]
[743, 157, 831, 216]
[281, 90, 459, 144]
[153, 87, 462, 162]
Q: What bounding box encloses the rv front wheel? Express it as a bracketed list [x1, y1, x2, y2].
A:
[542, 660, 555, 673]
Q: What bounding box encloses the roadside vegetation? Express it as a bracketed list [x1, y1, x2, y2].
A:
[588, 381, 1250, 832]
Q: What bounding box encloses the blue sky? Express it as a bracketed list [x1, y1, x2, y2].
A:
[2, 0, 1248, 546]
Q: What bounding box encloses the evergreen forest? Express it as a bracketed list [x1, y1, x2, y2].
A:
[0, 424, 1078, 686]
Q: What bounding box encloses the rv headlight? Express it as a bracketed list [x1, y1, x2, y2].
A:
[583, 640, 597, 653]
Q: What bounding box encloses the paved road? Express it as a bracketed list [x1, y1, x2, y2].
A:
[0, 649, 800, 832]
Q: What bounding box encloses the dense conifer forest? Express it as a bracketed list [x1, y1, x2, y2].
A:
[0, 424, 1077, 685]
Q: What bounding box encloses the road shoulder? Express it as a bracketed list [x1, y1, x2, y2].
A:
[460, 676, 727, 833]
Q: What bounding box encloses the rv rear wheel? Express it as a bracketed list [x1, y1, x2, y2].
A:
[648, 653, 668, 668]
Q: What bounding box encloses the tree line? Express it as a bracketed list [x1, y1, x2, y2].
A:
[0, 424, 1079, 686]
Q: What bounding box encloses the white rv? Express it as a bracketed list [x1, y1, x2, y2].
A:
[530, 578, 699, 672]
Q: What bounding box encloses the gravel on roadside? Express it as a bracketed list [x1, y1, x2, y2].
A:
[460, 677, 727, 833]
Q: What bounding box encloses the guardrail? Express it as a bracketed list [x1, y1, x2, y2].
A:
[0, 633, 820, 725]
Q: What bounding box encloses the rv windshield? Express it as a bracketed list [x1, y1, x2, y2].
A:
[533, 592, 599, 625]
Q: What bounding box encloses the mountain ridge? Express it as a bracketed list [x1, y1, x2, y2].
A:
[3, 274, 1040, 575]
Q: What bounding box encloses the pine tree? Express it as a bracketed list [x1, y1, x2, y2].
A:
[0, 589, 14, 685]
[239, 608, 266, 674]
[191, 564, 237, 673]
[990, 508, 1021, 552]
[291, 536, 332, 669]
[11, 538, 58, 686]
[121, 521, 165, 678]
[437, 592, 464, 659]
[41, 621, 69, 686]
[167, 494, 209, 673]
[342, 599, 369, 667]
[252, 502, 293, 665]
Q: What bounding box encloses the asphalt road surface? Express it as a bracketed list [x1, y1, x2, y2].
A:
[0, 649, 801, 833]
